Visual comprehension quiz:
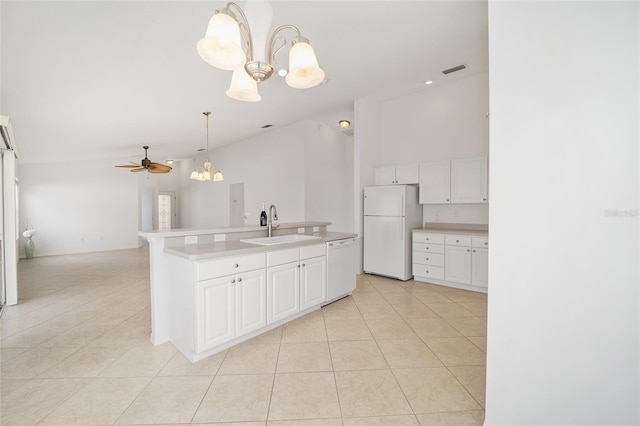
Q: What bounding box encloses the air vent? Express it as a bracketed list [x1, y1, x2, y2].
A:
[442, 64, 466, 75]
[261, 124, 273, 129]
[342, 129, 354, 136]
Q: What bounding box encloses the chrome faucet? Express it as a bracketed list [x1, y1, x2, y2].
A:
[268, 204, 279, 237]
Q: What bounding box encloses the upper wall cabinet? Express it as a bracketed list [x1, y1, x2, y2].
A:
[374, 165, 419, 185]
[451, 157, 488, 203]
[419, 157, 488, 204]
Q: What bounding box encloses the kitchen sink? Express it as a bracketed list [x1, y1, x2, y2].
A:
[240, 234, 322, 246]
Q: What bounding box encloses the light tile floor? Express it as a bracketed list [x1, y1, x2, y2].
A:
[1, 247, 487, 425]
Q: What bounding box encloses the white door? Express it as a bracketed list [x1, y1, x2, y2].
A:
[267, 262, 300, 324]
[419, 161, 451, 204]
[445, 245, 472, 284]
[363, 215, 405, 279]
[197, 276, 235, 352]
[157, 192, 176, 230]
[451, 157, 488, 203]
[300, 256, 326, 310]
[235, 269, 267, 337]
[472, 248, 489, 288]
[364, 186, 405, 217]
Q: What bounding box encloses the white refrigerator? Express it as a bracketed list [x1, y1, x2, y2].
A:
[363, 185, 422, 280]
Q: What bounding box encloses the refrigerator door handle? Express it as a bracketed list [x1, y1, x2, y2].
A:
[400, 217, 405, 240]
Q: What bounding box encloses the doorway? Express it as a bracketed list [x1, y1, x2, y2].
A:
[158, 191, 176, 230]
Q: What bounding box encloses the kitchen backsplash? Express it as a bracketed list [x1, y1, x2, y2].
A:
[422, 203, 489, 225]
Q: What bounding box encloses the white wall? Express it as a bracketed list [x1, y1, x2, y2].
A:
[486, 2, 639, 425]
[180, 120, 351, 232]
[18, 159, 139, 257]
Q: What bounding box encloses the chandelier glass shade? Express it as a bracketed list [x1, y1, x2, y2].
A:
[197, 2, 325, 102]
[191, 112, 223, 182]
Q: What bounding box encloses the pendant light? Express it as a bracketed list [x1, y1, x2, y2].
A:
[190, 112, 223, 182]
[197, 2, 325, 102]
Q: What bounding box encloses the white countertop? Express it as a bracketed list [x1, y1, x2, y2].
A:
[165, 232, 357, 261]
[413, 228, 488, 237]
[139, 221, 332, 239]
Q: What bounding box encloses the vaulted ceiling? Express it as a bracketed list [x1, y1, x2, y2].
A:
[0, 1, 488, 164]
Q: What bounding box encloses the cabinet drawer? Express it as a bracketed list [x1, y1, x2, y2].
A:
[412, 264, 445, 280]
[472, 237, 488, 248]
[267, 248, 299, 267]
[300, 244, 325, 260]
[413, 252, 444, 267]
[445, 235, 471, 247]
[198, 253, 266, 281]
[413, 242, 445, 254]
[413, 233, 445, 245]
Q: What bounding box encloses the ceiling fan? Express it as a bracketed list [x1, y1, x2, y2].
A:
[115, 146, 172, 174]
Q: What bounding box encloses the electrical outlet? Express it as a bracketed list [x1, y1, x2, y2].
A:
[214, 234, 226, 242]
[185, 235, 198, 245]
[313, 226, 319, 232]
[298, 228, 305, 234]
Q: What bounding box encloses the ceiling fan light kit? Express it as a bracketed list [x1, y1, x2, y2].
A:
[191, 112, 224, 182]
[197, 1, 325, 102]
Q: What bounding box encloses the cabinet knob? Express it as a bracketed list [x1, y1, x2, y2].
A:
[426, 238, 429, 241]
[426, 270, 429, 273]
[483, 198, 487, 201]
[426, 258, 429, 261]
[473, 249, 476, 252]
[485, 242, 488, 246]
[297, 264, 300, 268]
[234, 263, 239, 268]
[446, 199, 449, 202]
[238, 277, 243, 282]
[231, 279, 236, 283]
[302, 263, 306, 267]
[456, 240, 460, 243]
[467, 249, 470, 252]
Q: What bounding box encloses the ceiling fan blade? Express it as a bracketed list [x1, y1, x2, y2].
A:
[149, 162, 172, 172]
[115, 164, 140, 168]
[148, 168, 171, 174]
[130, 168, 146, 173]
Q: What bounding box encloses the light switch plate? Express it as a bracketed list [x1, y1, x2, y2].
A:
[185, 235, 198, 245]
[297, 228, 305, 234]
[313, 226, 319, 232]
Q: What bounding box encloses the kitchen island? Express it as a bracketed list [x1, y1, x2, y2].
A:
[139, 223, 356, 362]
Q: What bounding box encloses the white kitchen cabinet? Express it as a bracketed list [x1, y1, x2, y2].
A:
[197, 268, 266, 352]
[267, 244, 326, 324]
[445, 245, 472, 284]
[419, 157, 488, 204]
[413, 230, 487, 292]
[451, 157, 488, 203]
[197, 276, 235, 352]
[235, 269, 267, 336]
[419, 161, 451, 203]
[471, 236, 489, 288]
[374, 165, 419, 185]
[300, 255, 326, 310]
[267, 261, 300, 324]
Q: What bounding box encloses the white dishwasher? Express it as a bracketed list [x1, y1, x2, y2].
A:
[325, 238, 356, 305]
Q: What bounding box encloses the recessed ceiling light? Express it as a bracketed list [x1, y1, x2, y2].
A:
[338, 120, 351, 129]
[425, 80, 433, 85]
[277, 68, 288, 77]
[166, 159, 174, 164]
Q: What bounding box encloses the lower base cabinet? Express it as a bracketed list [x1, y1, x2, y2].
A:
[197, 268, 266, 352]
[300, 255, 326, 310]
[267, 261, 300, 324]
[412, 231, 488, 292]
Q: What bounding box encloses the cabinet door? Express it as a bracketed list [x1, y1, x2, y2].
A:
[235, 269, 267, 337]
[445, 245, 472, 284]
[451, 157, 488, 203]
[419, 161, 451, 204]
[374, 167, 396, 185]
[300, 256, 326, 310]
[395, 165, 419, 184]
[197, 276, 235, 352]
[472, 248, 489, 288]
[267, 262, 300, 324]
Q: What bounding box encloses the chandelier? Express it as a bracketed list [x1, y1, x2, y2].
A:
[197, 1, 325, 102]
[190, 112, 224, 182]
